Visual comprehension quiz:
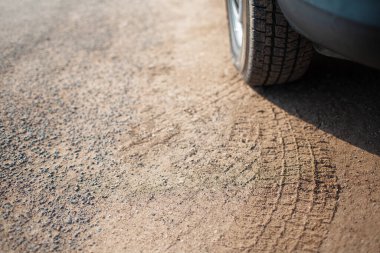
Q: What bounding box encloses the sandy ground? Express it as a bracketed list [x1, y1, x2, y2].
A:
[1, 0, 380, 252]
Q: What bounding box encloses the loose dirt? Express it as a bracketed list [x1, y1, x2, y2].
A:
[1, 0, 379, 252]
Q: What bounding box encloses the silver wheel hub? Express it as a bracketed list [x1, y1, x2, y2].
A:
[228, 0, 243, 49]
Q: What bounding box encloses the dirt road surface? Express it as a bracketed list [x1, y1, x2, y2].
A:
[1, 0, 380, 252]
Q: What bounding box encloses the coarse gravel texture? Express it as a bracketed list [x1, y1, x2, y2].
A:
[1, 0, 380, 252]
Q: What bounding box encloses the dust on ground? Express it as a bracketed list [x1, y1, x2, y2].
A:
[1, 0, 380, 252]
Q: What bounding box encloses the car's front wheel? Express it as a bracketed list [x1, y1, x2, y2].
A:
[226, 0, 314, 86]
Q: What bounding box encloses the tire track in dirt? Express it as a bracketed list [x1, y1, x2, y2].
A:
[216, 103, 339, 252]
[95, 79, 339, 252]
[3, 0, 379, 252]
[86, 0, 339, 252]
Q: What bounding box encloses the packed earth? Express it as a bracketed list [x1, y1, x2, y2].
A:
[1, 0, 380, 252]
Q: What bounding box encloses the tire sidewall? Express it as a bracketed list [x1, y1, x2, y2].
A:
[239, 0, 249, 72]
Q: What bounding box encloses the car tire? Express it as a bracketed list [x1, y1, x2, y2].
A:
[226, 0, 314, 86]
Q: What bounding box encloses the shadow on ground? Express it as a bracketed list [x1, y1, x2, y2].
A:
[254, 54, 380, 156]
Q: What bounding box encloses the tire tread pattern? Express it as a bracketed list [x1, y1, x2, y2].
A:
[244, 0, 313, 86]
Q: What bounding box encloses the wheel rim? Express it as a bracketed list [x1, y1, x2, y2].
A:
[227, 0, 243, 55]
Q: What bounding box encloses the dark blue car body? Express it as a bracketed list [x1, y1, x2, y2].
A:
[278, 0, 380, 69]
